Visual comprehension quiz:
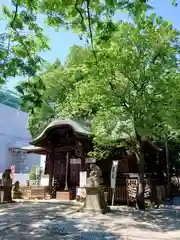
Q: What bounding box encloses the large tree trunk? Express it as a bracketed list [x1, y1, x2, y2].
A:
[165, 139, 171, 197]
[134, 130, 145, 210]
[136, 151, 145, 210]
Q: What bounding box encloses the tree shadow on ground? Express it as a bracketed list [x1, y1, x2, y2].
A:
[110, 206, 180, 234]
[0, 202, 120, 240]
[0, 202, 180, 239]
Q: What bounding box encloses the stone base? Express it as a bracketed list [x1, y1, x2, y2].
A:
[76, 187, 86, 202]
[56, 191, 72, 200]
[13, 190, 23, 199]
[82, 187, 110, 214]
[45, 194, 51, 200]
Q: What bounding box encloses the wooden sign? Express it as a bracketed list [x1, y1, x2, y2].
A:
[79, 171, 87, 187]
[85, 158, 96, 163]
[70, 158, 81, 164]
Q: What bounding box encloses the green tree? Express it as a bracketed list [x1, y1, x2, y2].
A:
[16, 45, 88, 137]
[29, 165, 42, 181]
[1, 0, 176, 84]
[14, 1, 180, 209]
[16, 60, 64, 137]
[0, 1, 49, 84]
[55, 15, 180, 209]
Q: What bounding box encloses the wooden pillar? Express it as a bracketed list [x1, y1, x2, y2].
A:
[49, 150, 55, 198]
[64, 152, 69, 191]
[81, 158, 85, 171]
[79, 141, 84, 171]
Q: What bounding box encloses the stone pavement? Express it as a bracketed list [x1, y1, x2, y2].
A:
[0, 201, 119, 240]
[0, 201, 81, 240]
[0, 202, 180, 239]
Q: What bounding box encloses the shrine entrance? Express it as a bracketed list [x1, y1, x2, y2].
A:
[30, 120, 92, 198]
[52, 151, 81, 195]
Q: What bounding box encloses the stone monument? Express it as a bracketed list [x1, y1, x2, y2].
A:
[83, 164, 110, 214]
[2, 169, 13, 202]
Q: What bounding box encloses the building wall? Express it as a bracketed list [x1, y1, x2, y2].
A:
[0, 103, 42, 173]
[0, 173, 29, 185]
[12, 151, 42, 173]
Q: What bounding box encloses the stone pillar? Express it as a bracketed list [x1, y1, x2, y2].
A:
[83, 187, 110, 214]
[82, 164, 110, 214]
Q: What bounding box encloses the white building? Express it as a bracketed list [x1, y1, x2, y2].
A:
[0, 89, 45, 183]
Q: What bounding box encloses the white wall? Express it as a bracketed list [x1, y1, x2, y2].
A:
[40, 155, 46, 170]
[0, 103, 31, 139]
[0, 103, 42, 173]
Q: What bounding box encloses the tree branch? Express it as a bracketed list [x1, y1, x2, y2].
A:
[1, 2, 19, 78]
[10, 3, 18, 29]
[75, 0, 85, 27]
[86, 0, 97, 63]
[85, 0, 129, 111]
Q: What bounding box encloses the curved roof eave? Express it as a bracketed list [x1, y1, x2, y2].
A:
[30, 119, 92, 145]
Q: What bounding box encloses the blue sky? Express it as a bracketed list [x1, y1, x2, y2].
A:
[0, 0, 180, 90]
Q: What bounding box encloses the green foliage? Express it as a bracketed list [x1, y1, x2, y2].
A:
[88, 146, 111, 161]
[1, 0, 176, 86]
[17, 12, 180, 151]
[29, 165, 42, 181]
[172, 0, 178, 7]
[56, 15, 180, 150]
[0, 0, 155, 84]
[12, 0, 179, 210]
[0, 1, 49, 84]
[16, 46, 89, 137]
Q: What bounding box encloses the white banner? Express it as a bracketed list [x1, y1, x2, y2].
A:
[110, 160, 119, 189]
[79, 171, 87, 187]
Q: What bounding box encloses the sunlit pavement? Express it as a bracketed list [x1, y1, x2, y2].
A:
[0, 202, 180, 239]
[0, 201, 119, 240]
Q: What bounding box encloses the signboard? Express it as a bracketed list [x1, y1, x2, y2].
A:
[40, 175, 49, 186]
[70, 158, 81, 164]
[110, 161, 119, 189]
[85, 158, 96, 164]
[79, 171, 87, 187]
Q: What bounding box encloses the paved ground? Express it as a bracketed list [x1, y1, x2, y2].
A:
[0, 201, 180, 239]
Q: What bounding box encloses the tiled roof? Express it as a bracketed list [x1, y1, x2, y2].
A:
[31, 119, 92, 145]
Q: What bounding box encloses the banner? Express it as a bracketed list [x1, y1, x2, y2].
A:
[110, 161, 119, 189]
[79, 171, 87, 187]
[10, 165, 15, 180]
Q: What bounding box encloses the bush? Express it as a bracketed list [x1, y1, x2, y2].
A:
[29, 166, 42, 181]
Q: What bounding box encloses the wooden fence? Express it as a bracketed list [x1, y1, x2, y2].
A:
[105, 179, 166, 204]
[16, 178, 166, 203]
[107, 185, 127, 202]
